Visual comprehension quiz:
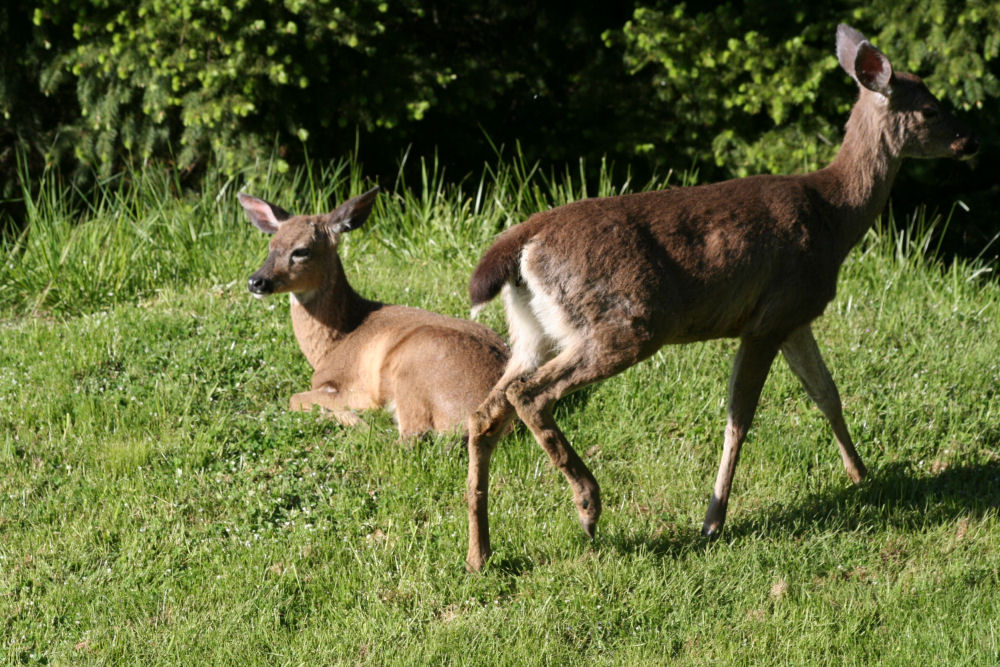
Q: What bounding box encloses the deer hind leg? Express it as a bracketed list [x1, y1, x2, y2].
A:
[505, 341, 641, 541]
[465, 361, 530, 571]
[466, 415, 507, 571]
[780, 324, 867, 483]
[467, 341, 635, 571]
[702, 336, 781, 537]
[466, 282, 554, 571]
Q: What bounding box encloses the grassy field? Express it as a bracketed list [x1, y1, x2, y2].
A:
[2, 158, 999, 664]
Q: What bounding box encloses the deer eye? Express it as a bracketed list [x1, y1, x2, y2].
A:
[290, 247, 311, 261]
[920, 107, 940, 119]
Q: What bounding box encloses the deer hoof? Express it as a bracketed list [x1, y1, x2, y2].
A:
[701, 521, 724, 539]
[575, 496, 601, 540]
[845, 461, 867, 484]
[465, 549, 490, 573]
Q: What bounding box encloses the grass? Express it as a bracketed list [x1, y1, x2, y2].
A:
[2, 156, 999, 664]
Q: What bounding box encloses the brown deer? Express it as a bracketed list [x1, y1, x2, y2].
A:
[463, 24, 978, 571]
[240, 187, 509, 437]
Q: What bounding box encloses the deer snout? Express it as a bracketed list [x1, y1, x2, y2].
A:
[247, 273, 275, 296]
[951, 133, 979, 159]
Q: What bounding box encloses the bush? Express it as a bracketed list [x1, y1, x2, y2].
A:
[22, 1, 640, 180]
[616, 1, 1000, 177]
[2, 0, 997, 256]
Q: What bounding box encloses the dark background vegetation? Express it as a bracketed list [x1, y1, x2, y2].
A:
[2, 1, 998, 258]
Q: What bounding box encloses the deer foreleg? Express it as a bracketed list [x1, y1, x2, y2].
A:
[289, 385, 366, 427]
[780, 324, 867, 483]
[703, 337, 780, 537]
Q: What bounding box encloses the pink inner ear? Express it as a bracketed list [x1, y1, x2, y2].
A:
[856, 44, 891, 92]
[241, 196, 282, 234]
[858, 48, 885, 76]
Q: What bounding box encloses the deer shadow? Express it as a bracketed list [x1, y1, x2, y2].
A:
[736, 458, 1000, 536]
[605, 456, 1000, 562]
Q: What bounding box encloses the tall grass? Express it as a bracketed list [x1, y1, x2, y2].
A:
[1, 162, 326, 316]
[0, 148, 680, 318]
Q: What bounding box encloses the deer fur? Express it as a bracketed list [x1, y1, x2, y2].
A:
[240, 187, 509, 437]
[463, 24, 978, 571]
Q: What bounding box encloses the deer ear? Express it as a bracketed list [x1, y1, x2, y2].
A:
[836, 24, 893, 96]
[853, 42, 893, 95]
[325, 186, 380, 235]
[238, 193, 293, 235]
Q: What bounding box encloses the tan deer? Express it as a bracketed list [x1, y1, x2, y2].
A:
[463, 24, 978, 571]
[240, 187, 509, 437]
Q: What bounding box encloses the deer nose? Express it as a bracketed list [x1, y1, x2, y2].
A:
[952, 133, 979, 158]
[247, 274, 274, 295]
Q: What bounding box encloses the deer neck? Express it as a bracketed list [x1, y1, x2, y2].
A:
[812, 89, 904, 254]
[288, 259, 379, 371]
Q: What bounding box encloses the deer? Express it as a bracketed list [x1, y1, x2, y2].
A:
[462, 24, 978, 571]
[239, 186, 509, 437]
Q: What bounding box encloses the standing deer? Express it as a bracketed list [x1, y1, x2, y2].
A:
[240, 187, 509, 437]
[463, 24, 978, 571]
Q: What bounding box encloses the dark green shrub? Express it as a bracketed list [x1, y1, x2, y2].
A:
[616, 1, 1000, 177]
[2, 0, 997, 256]
[24, 1, 640, 180]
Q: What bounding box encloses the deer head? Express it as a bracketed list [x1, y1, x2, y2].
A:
[239, 187, 379, 299]
[836, 24, 978, 160]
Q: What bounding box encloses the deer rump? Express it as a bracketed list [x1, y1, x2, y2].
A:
[327, 308, 511, 436]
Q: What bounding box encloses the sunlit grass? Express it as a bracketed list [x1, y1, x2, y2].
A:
[1, 156, 999, 664]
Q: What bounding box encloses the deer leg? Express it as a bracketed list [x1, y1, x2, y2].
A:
[465, 408, 514, 572]
[469, 379, 517, 439]
[289, 386, 366, 427]
[465, 361, 534, 572]
[780, 324, 867, 483]
[505, 344, 638, 541]
[702, 337, 780, 537]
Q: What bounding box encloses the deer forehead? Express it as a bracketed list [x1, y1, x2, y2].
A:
[268, 215, 337, 251]
[888, 72, 936, 108]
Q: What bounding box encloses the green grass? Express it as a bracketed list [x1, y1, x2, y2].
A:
[2, 157, 999, 664]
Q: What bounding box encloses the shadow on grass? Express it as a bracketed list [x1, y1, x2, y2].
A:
[483, 554, 539, 578]
[602, 527, 712, 562]
[602, 458, 1000, 561]
[731, 458, 1000, 539]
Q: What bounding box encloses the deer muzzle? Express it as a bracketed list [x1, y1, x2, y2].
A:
[247, 272, 276, 296]
[951, 133, 979, 159]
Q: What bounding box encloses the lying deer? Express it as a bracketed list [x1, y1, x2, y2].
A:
[463, 24, 978, 570]
[240, 187, 509, 437]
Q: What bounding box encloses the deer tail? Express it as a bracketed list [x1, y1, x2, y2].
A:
[469, 220, 540, 317]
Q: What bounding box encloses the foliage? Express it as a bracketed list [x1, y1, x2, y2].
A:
[616, 0, 1000, 178]
[0, 4, 79, 202]
[23, 1, 639, 180]
[33, 0, 418, 176]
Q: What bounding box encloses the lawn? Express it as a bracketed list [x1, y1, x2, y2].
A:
[2, 158, 999, 664]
